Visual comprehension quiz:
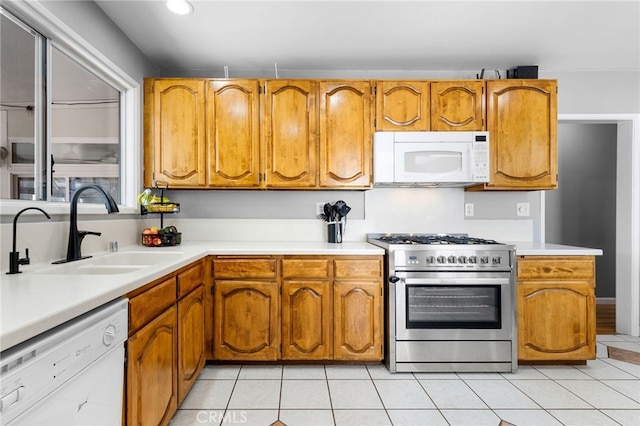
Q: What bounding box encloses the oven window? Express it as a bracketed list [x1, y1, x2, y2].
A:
[406, 285, 501, 329]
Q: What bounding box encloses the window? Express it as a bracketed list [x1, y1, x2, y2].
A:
[0, 6, 139, 209]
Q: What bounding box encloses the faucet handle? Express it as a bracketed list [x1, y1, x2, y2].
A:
[18, 248, 30, 266]
[79, 230, 102, 237]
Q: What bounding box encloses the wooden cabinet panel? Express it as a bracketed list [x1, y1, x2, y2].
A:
[319, 81, 373, 188]
[282, 280, 332, 360]
[206, 79, 261, 187]
[177, 261, 204, 298]
[213, 280, 280, 360]
[334, 257, 383, 279]
[516, 255, 596, 362]
[213, 257, 277, 279]
[517, 256, 595, 280]
[177, 286, 205, 404]
[484, 80, 557, 190]
[144, 79, 206, 187]
[376, 81, 430, 131]
[128, 277, 176, 335]
[281, 257, 330, 279]
[430, 80, 485, 131]
[127, 305, 178, 426]
[333, 281, 382, 361]
[518, 281, 595, 361]
[263, 80, 318, 188]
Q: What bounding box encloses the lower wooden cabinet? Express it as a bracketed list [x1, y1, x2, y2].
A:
[125, 261, 205, 425]
[127, 306, 178, 426]
[334, 281, 383, 360]
[213, 280, 280, 360]
[517, 256, 596, 362]
[177, 286, 206, 404]
[210, 255, 383, 361]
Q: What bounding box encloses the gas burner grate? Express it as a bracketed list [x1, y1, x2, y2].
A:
[376, 234, 501, 245]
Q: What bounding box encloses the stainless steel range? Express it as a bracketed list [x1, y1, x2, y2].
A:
[367, 233, 517, 373]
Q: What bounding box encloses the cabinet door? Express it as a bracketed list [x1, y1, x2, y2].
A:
[376, 81, 430, 131]
[144, 79, 206, 188]
[213, 280, 280, 360]
[206, 79, 261, 187]
[430, 80, 485, 131]
[333, 281, 382, 361]
[127, 306, 178, 426]
[263, 80, 318, 188]
[319, 81, 373, 188]
[177, 286, 205, 404]
[518, 281, 596, 361]
[282, 280, 332, 360]
[485, 80, 557, 189]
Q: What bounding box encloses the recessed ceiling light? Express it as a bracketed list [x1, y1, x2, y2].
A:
[166, 0, 193, 15]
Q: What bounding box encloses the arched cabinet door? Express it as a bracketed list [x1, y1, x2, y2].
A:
[213, 280, 280, 360]
[376, 81, 430, 131]
[484, 79, 558, 190]
[319, 81, 373, 188]
[207, 79, 261, 188]
[263, 80, 318, 188]
[144, 79, 206, 188]
[431, 80, 485, 131]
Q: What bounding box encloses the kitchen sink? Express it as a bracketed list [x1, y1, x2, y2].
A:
[36, 263, 146, 275]
[89, 251, 182, 266]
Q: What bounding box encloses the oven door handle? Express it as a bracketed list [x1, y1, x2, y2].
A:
[401, 277, 511, 286]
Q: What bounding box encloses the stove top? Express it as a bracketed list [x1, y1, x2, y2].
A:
[368, 233, 502, 246]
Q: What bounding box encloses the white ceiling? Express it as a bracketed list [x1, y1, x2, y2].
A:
[95, 0, 639, 77]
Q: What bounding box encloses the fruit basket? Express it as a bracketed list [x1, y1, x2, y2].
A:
[141, 226, 182, 247]
[141, 203, 180, 214]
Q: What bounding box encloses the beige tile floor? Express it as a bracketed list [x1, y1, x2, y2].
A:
[170, 335, 640, 426]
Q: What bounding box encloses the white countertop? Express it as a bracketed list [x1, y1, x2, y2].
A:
[1, 241, 383, 352]
[1, 239, 601, 352]
[509, 241, 604, 256]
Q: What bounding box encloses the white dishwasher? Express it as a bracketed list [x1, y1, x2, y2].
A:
[0, 298, 128, 425]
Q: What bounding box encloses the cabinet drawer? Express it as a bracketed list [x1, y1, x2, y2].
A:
[129, 277, 177, 334]
[334, 257, 382, 279]
[282, 258, 330, 279]
[213, 258, 277, 279]
[517, 256, 595, 280]
[178, 261, 204, 298]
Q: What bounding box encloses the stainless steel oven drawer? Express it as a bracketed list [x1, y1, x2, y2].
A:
[396, 341, 512, 362]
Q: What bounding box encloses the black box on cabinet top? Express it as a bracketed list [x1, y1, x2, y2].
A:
[507, 66, 539, 79]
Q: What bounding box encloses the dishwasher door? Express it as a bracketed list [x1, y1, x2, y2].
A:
[7, 346, 125, 425]
[0, 298, 128, 425]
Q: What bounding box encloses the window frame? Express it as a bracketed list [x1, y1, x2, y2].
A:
[0, 2, 140, 216]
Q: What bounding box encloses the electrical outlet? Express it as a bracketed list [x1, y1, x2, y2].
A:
[517, 202, 530, 217]
[316, 202, 325, 216]
[464, 203, 474, 217]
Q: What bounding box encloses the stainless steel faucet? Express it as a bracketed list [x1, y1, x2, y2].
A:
[7, 207, 51, 274]
[55, 185, 119, 264]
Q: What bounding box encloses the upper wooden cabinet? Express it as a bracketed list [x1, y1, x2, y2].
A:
[479, 79, 558, 190]
[430, 80, 485, 131]
[376, 81, 430, 131]
[263, 80, 318, 188]
[319, 81, 373, 188]
[144, 79, 207, 188]
[206, 79, 261, 188]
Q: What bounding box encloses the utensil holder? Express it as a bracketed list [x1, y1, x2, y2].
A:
[328, 222, 342, 243]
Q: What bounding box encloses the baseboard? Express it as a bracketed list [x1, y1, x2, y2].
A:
[608, 346, 640, 365]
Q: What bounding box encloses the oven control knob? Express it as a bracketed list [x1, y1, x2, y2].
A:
[480, 256, 490, 264]
[493, 256, 502, 265]
[389, 276, 400, 283]
[458, 256, 468, 264]
[426, 256, 436, 264]
[468, 256, 478, 264]
[437, 255, 446, 264]
[447, 255, 457, 264]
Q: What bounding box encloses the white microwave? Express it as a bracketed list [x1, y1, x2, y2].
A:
[373, 131, 490, 187]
